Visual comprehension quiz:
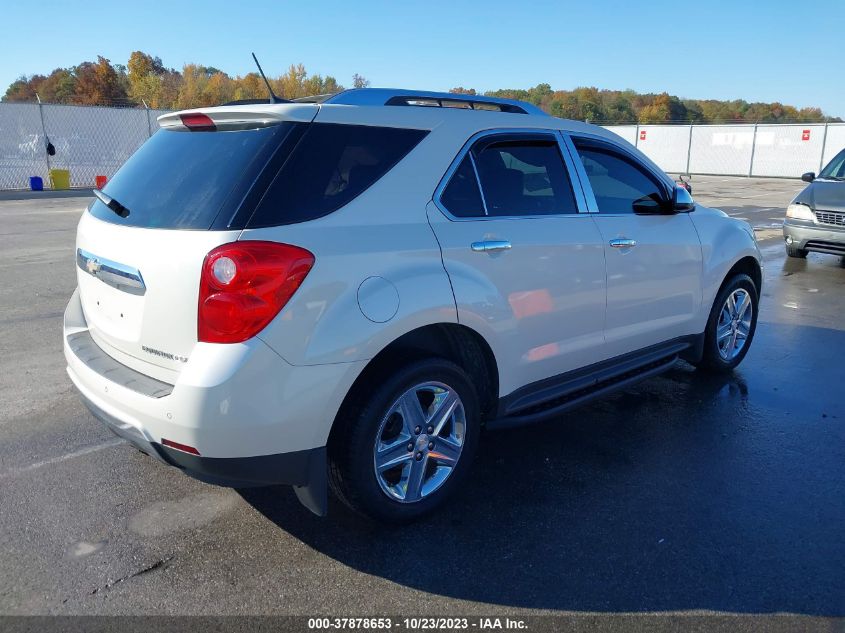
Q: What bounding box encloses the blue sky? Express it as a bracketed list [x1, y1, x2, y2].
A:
[1, 0, 842, 116]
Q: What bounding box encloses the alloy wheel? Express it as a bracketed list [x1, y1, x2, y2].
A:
[372, 381, 466, 503]
[716, 288, 753, 360]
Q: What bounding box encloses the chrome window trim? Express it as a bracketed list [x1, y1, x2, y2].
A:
[559, 132, 598, 213]
[432, 127, 591, 222]
[563, 130, 676, 215]
[467, 151, 489, 216]
[76, 248, 146, 296]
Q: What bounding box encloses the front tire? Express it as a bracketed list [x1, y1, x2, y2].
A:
[696, 273, 759, 373]
[786, 245, 808, 259]
[328, 358, 480, 523]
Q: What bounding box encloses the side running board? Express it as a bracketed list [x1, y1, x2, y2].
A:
[487, 345, 687, 430]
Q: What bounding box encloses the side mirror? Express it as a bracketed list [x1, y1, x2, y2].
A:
[632, 193, 670, 215]
[673, 185, 695, 212]
[801, 172, 815, 183]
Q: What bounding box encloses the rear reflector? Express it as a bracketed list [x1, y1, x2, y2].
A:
[161, 438, 201, 455]
[179, 113, 216, 132]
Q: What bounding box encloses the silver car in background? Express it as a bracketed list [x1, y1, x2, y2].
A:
[783, 147, 845, 258]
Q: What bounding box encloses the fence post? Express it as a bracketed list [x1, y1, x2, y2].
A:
[634, 123, 640, 148]
[748, 122, 758, 177]
[35, 93, 52, 180]
[819, 123, 829, 173]
[685, 124, 693, 175]
[143, 100, 153, 137]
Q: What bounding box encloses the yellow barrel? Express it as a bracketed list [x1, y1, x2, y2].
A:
[49, 169, 70, 190]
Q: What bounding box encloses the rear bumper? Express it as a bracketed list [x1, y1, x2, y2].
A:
[783, 220, 845, 255]
[64, 288, 366, 514]
[78, 389, 323, 488]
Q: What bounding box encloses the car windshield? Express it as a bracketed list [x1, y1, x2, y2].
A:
[818, 148, 845, 180]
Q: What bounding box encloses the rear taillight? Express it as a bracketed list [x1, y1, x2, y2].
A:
[198, 241, 314, 344]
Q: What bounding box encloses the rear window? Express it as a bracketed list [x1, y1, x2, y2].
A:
[246, 123, 428, 227]
[90, 124, 294, 229]
[440, 155, 485, 217]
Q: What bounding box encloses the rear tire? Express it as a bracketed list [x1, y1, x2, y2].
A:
[786, 246, 808, 258]
[328, 358, 480, 523]
[696, 273, 759, 373]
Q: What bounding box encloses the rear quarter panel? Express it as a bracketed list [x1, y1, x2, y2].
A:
[241, 119, 467, 367]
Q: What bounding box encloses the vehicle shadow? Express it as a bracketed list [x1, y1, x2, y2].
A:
[240, 323, 844, 615]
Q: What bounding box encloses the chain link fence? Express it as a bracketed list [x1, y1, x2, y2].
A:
[604, 122, 845, 178]
[0, 102, 169, 190]
[1, 102, 844, 190]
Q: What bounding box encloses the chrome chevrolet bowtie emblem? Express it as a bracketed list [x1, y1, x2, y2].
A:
[86, 258, 101, 275]
[77, 248, 146, 296]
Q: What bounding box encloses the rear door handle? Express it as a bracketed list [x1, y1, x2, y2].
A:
[609, 238, 637, 248]
[471, 240, 512, 253]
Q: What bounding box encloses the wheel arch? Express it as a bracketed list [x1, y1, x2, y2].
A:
[722, 255, 762, 298]
[328, 323, 500, 447]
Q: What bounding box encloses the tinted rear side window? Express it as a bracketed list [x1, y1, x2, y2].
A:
[247, 123, 428, 227]
[474, 139, 578, 216]
[89, 124, 293, 229]
[440, 155, 484, 217]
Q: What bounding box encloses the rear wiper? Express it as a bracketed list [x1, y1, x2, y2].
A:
[92, 189, 131, 218]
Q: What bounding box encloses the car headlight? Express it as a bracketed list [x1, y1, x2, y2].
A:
[786, 203, 815, 221]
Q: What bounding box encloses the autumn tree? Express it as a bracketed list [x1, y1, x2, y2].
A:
[176, 64, 215, 109]
[232, 73, 266, 101]
[73, 57, 128, 105]
[3, 75, 44, 101]
[276, 63, 308, 99]
[637, 92, 688, 123]
[4, 53, 842, 123]
[202, 72, 235, 105]
[127, 51, 167, 106]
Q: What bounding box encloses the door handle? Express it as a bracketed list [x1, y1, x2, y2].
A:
[609, 238, 637, 248]
[471, 240, 512, 253]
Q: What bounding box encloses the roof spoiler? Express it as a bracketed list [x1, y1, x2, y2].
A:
[157, 105, 317, 131]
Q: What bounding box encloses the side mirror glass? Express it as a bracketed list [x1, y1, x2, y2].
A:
[673, 185, 695, 212]
[801, 172, 815, 183]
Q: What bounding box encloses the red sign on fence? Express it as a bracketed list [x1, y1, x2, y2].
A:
[639, 130, 647, 141]
[802, 129, 811, 141]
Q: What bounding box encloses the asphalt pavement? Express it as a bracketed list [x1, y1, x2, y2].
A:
[0, 177, 842, 626]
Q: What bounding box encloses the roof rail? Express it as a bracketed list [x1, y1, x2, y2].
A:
[323, 88, 547, 116]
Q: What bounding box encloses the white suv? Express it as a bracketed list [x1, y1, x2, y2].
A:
[64, 89, 762, 522]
